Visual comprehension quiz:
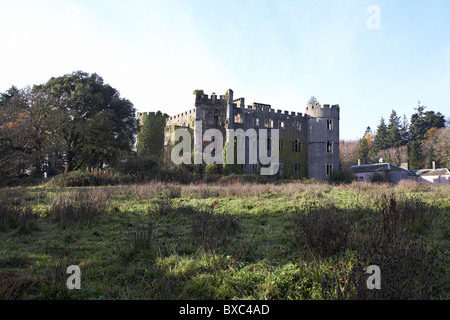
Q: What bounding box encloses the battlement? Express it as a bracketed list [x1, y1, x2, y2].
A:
[234, 104, 307, 119]
[195, 91, 226, 106]
[305, 103, 340, 111]
[305, 103, 340, 119]
[167, 109, 195, 122]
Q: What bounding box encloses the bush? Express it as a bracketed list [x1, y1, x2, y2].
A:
[147, 195, 174, 217]
[0, 202, 39, 234]
[46, 169, 133, 187]
[189, 205, 239, 251]
[205, 164, 219, 175]
[370, 173, 385, 183]
[292, 203, 353, 257]
[329, 169, 355, 185]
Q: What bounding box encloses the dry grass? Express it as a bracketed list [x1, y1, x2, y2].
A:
[46, 189, 108, 227]
[0, 269, 40, 300]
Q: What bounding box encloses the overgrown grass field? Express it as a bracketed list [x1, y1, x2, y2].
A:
[0, 180, 448, 300]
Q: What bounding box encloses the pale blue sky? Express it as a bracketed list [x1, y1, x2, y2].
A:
[1, 0, 449, 140]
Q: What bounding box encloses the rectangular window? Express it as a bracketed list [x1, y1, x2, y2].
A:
[253, 117, 260, 126]
[293, 121, 301, 131]
[267, 137, 271, 151]
[327, 119, 333, 130]
[278, 121, 285, 129]
[215, 116, 221, 127]
[326, 164, 333, 177]
[265, 118, 273, 128]
[292, 139, 301, 152]
[294, 163, 300, 173]
[234, 114, 243, 124]
[326, 141, 333, 154]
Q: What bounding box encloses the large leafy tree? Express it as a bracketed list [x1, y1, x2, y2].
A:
[34, 71, 137, 172]
[0, 87, 62, 178]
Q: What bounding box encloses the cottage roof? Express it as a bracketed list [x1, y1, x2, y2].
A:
[350, 163, 417, 176]
[414, 168, 450, 176]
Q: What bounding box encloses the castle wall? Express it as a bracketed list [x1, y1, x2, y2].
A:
[145, 90, 340, 180]
[229, 102, 308, 177]
[305, 104, 340, 180]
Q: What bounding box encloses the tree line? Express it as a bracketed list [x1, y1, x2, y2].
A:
[0, 71, 138, 183]
[352, 103, 448, 170]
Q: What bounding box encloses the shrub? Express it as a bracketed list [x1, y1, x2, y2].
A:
[292, 203, 353, 257]
[329, 169, 355, 185]
[46, 169, 133, 187]
[189, 205, 239, 251]
[47, 171, 97, 187]
[205, 164, 219, 175]
[370, 173, 385, 183]
[147, 195, 174, 217]
[0, 203, 39, 233]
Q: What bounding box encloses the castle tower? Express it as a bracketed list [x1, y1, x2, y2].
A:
[305, 104, 340, 180]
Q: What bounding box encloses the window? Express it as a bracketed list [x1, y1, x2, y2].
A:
[293, 121, 301, 131]
[265, 118, 273, 128]
[327, 119, 333, 130]
[234, 114, 243, 123]
[251, 163, 258, 174]
[267, 137, 271, 151]
[278, 121, 285, 129]
[292, 139, 301, 152]
[294, 163, 300, 173]
[215, 116, 221, 126]
[326, 141, 333, 154]
[326, 164, 333, 177]
[253, 118, 260, 127]
[279, 140, 283, 151]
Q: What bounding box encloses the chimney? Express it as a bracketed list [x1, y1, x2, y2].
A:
[432, 161, 436, 170]
[401, 162, 409, 170]
[358, 159, 366, 166]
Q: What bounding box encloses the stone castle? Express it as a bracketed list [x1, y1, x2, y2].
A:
[138, 89, 340, 180]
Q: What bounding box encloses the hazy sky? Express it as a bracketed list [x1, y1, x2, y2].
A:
[1, 0, 449, 140]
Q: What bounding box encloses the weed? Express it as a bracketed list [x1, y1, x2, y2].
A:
[0, 202, 39, 233]
[0, 269, 40, 300]
[46, 190, 107, 228]
[147, 195, 174, 218]
[189, 205, 239, 251]
[292, 203, 353, 257]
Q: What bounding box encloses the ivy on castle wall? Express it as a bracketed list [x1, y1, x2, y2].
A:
[279, 127, 308, 179]
[137, 111, 168, 161]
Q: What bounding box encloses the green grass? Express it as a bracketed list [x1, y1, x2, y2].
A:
[0, 181, 448, 300]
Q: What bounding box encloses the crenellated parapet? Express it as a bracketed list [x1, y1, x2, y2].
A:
[305, 103, 340, 119]
[195, 91, 226, 106]
[232, 102, 309, 121]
